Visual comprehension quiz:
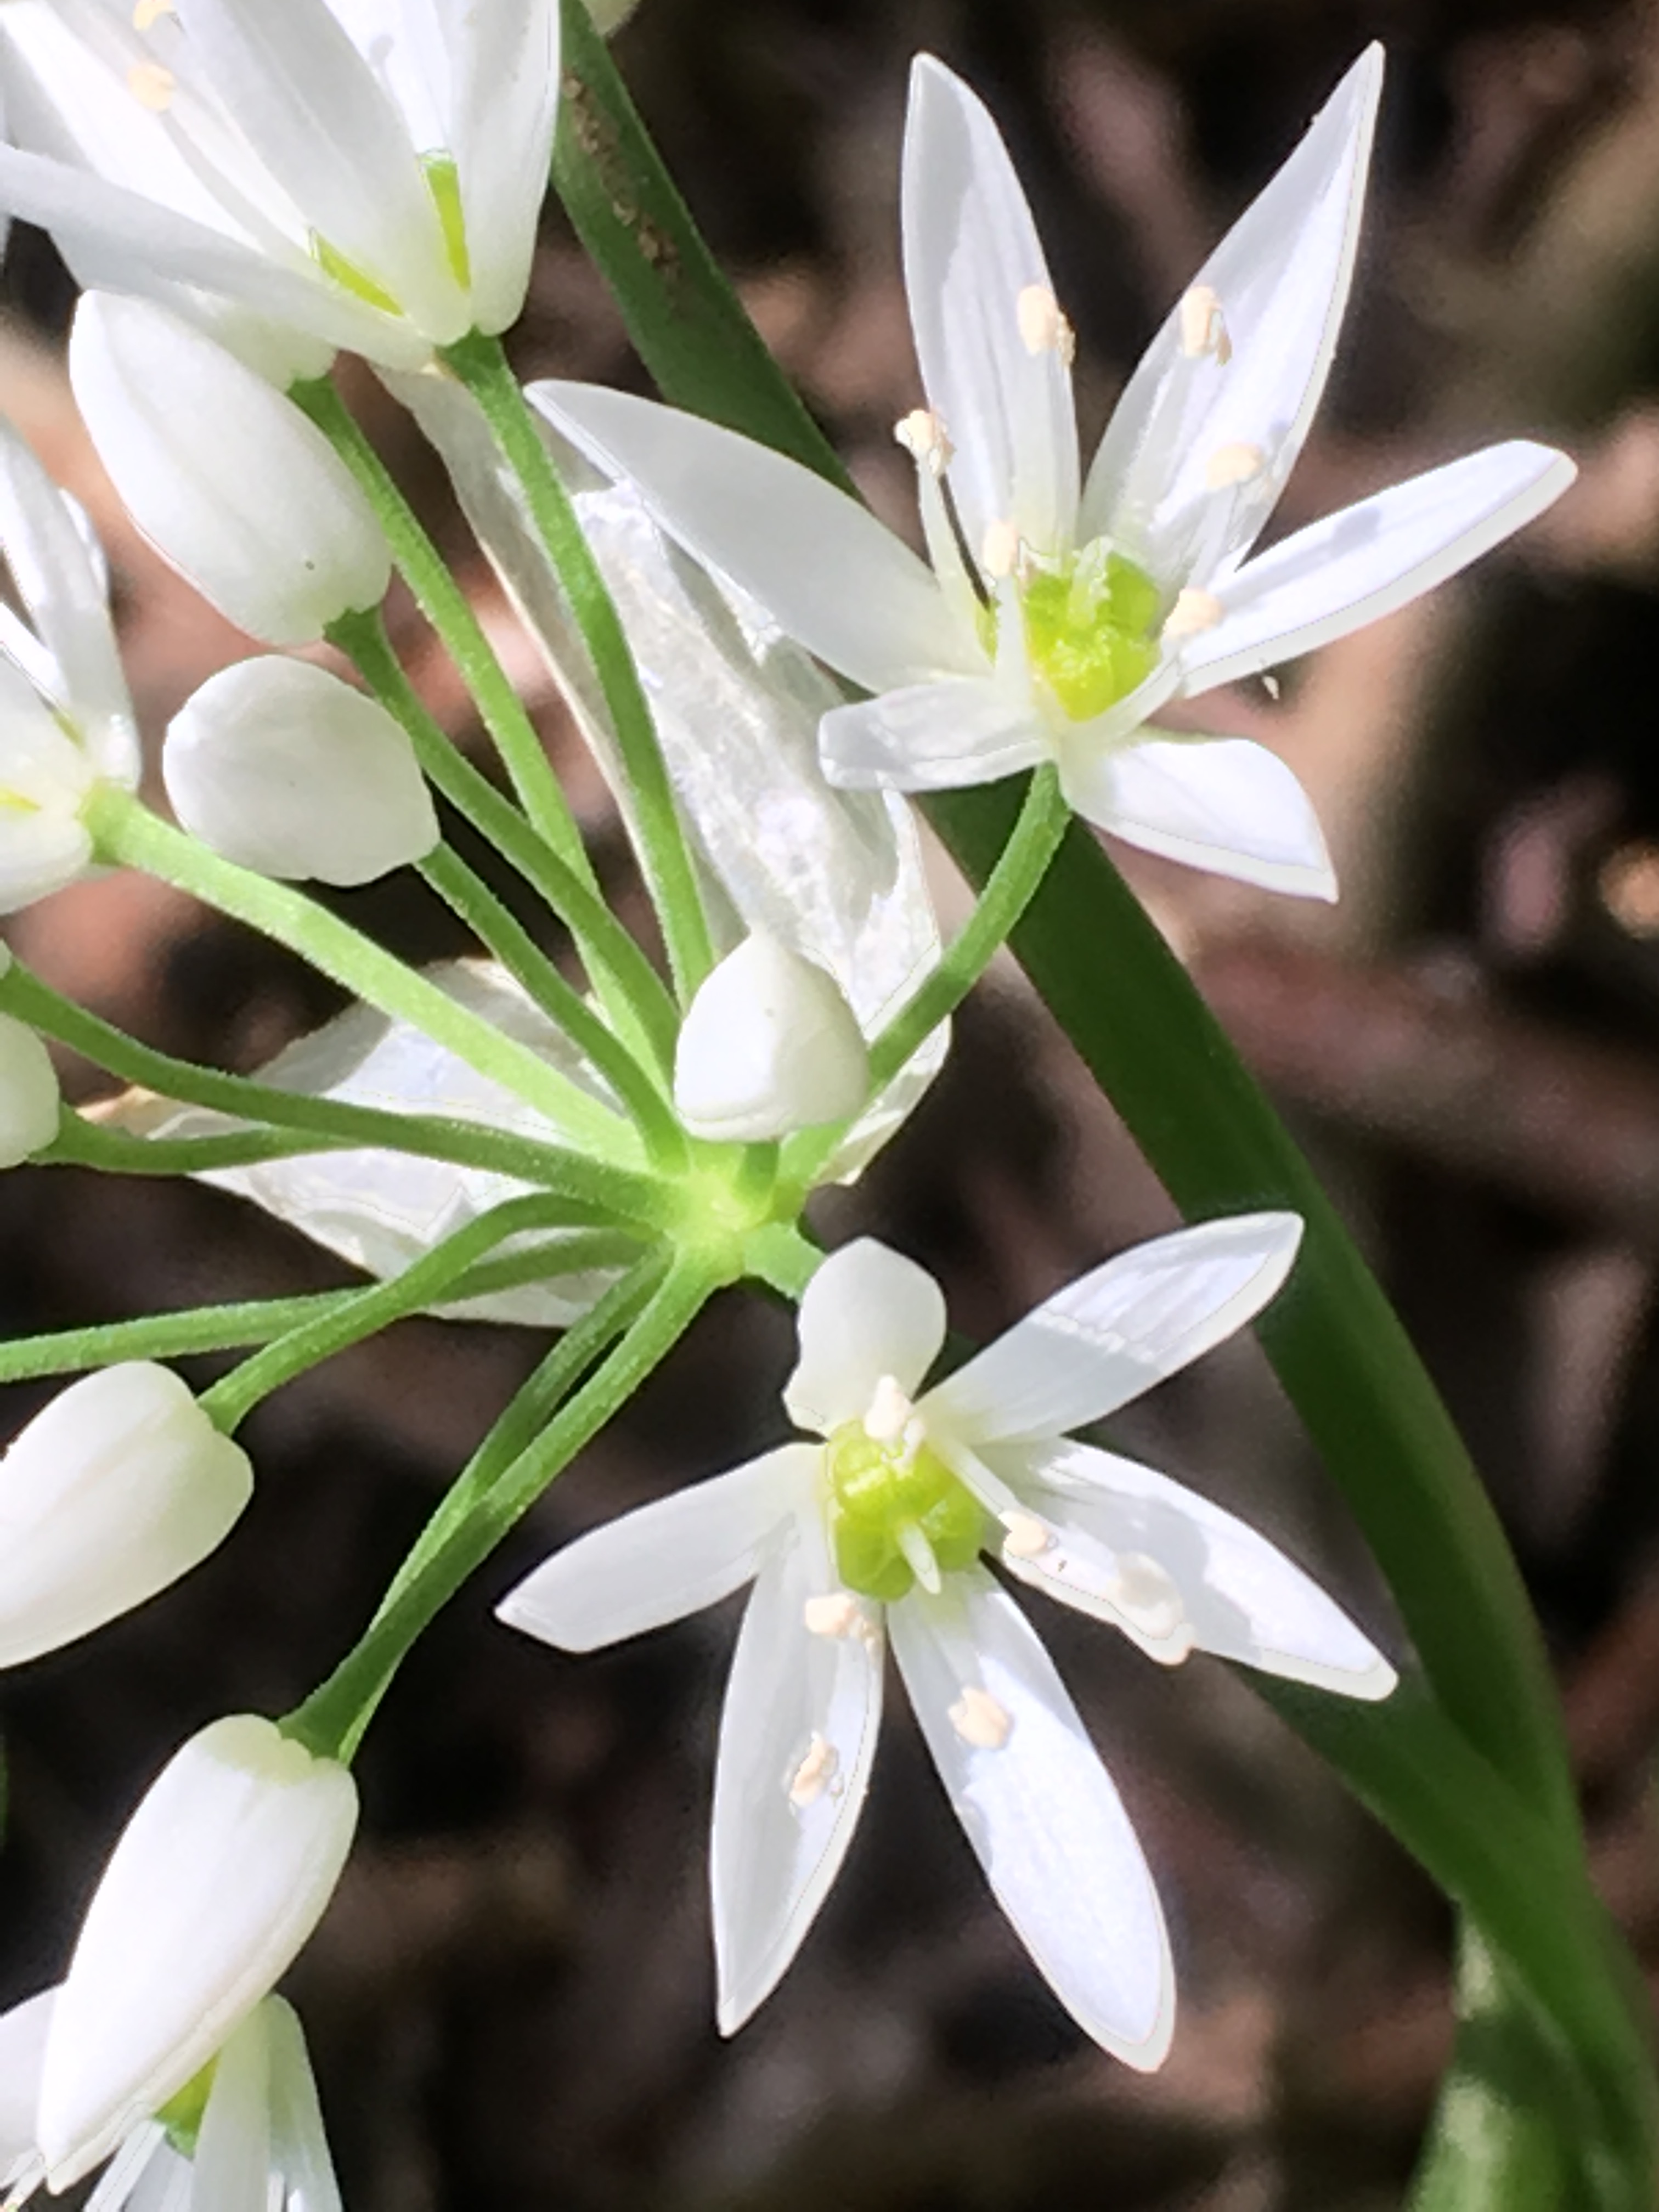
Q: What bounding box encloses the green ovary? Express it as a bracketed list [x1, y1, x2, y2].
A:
[825, 1424, 989, 1601]
[1020, 545, 1163, 723]
[157, 2058, 217, 2157]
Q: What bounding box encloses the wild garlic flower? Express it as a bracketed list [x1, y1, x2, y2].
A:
[499, 1223, 1395, 2058]
[535, 47, 1574, 900]
[0, 1992, 341, 2212]
[0, 0, 559, 382]
[0, 417, 139, 914]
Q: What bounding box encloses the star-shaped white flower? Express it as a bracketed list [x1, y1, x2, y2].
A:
[0, 416, 139, 913]
[532, 46, 1575, 901]
[0, 0, 558, 381]
[499, 1220, 1395, 2060]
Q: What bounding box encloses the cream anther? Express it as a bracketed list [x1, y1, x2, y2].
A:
[803, 1592, 861, 1639]
[894, 408, 953, 478]
[133, 0, 176, 24]
[1016, 285, 1076, 366]
[126, 60, 176, 110]
[864, 1373, 915, 1446]
[1163, 587, 1223, 639]
[980, 519, 1020, 581]
[1110, 1551, 1189, 1646]
[1179, 284, 1232, 364]
[949, 1685, 1014, 1750]
[999, 1509, 1052, 1559]
[1205, 441, 1266, 491]
[787, 1732, 839, 1808]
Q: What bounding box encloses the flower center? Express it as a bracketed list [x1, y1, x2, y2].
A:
[997, 542, 1164, 724]
[824, 1378, 988, 1602]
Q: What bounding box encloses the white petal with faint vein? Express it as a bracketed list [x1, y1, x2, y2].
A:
[784, 1239, 948, 1435]
[189, 2005, 272, 2212]
[819, 678, 1047, 792]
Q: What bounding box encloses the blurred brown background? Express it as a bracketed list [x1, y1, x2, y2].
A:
[6, 0, 1659, 2203]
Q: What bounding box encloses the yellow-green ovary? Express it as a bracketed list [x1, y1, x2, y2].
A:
[1021, 546, 1162, 721]
[825, 1424, 989, 1601]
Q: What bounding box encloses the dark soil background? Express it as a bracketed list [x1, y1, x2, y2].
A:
[6, 1, 1659, 2204]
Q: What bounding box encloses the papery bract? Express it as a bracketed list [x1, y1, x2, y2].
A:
[674, 933, 870, 1142]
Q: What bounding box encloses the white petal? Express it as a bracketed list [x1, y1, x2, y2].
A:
[189, 2006, 272, 2212]
[1180, 441, 1577, 697]
[172, 0, 465, 342]
[711, 1513, 884, 2034]
[0, 1363, 253, 1670]
[496, 1443, 813, 1653]
[39, 1714, 357, 2189]
[440, 0, 558, 334]
[1060, 730, 1335, 899]
[83, 2121, 168, 2212]
[674, 933, 869, 1142]
[889, 1570, 1173, 2066]
[528, 381, 976, 691]
[1081, 47, 1383, 581]
[263, 1999, 341, 2212]
[0, 1989, 54, 2174]
[70, 294, 391, 646]
[901, 56, 1079, 559]
[164, 657, 438, 887]
[819, 678, 1048, 793]
[784, 1239, 947, 1435]
[1008, 1440, 1397, 1699]
[0, 809, 93, 914]
[0, 1012, 60, 1167]
[922, 1212, 1304, 1446]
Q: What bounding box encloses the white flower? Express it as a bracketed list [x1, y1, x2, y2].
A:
[0, 1009, 60, 1167]
[673, 933, 870, 1142]
[1, 1992, 342, 2212]
[165, 656, 439, 885]
[499, 1221, 1395, 2058]
[0, 0, 559, 380]
[32, 1712, 356, 2189]
[0, 416, 139, 913]
[70, 294, 392, 646]
[0, 1363, 252, 1669]
[532, 47, 1575, 901]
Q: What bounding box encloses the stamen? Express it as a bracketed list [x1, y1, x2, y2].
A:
[895, 1519, 942, 1596]
[894, 408, 953, 478]
[1110, 1551, 1188, 1645]
[864, 1373, 914, 1445]
[133, 0, 175, 24]
[1179, 284, 1232, 364]
[949, 1685, 1014, 1750]
[126, 59, 176, 110]
[1204, 441, 1266, 491]
[1016, 284, 1076, 366]
[803, 1592, 861, 1639]
[999, 1508, 1052, 1559]
[787, 1732, 839, 1808]
[1163, 587, 1223, 639]
[980, 519, 1021, 582]
[1262, 672, 1282, 701]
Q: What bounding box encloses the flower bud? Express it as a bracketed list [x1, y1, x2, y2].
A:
[38, 1714, 358, 2188]
[0, 1011, 60, 1165]
[0, 1363, 252, 1670]
[69, 294, 391, 646]
[674, 932, 870, 1142]
[165, 658, 440, 887]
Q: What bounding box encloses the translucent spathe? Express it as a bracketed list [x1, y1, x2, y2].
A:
[38, 1713, 357, 2188]
[535, 46, 1577, 902]
[500, 1221, 1396, 2061]
[69, 292, 391, 645]
[0, 1012, 60, 1167]
[0, 0, 560, 371]
[0, 1363, 252, 1669]
[165, 656, 439, 886]
[674, 933, 870, 1142]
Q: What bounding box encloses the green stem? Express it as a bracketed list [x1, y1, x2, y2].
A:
[45, 1113, 352, 1178]
[284, 1253, 711, 1759]
[289, 372, 590, 879]
[331, 603, 680, 1076]
[87, 788, 639, 1167]
[2, 964, 669, 1226]
[437, 327, 716, 1003]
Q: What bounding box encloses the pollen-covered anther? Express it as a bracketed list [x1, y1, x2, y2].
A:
[133, 0, 176, 23]
[787, 1731, 839, 1808]
[894, 408, 954, 478]
[126, 59, 176, 110]
[1205, 441, 1267, 492]
[980, 519, 1022, 582]
[1016, 284, 1076, 366]
[1178, 283, 1232, 364]
[1163, 587, 1223, 640]
[862, 1374, 915, 1446]
[1110, 1551, 1193, 1654]
[803, 1592, 862, 1639]
[999, 1509, 1053, 1559]
[949, 1685, 1014, 1750]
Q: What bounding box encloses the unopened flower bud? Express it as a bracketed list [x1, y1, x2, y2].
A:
[0, 1011, 60, 1165]
[69, 294, 391, 646]
[38, 1713, 358, 2188]
[165, 658, 439, 887]
[0, 1363, 252, 1671]
[674, 933, 869, 1142]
